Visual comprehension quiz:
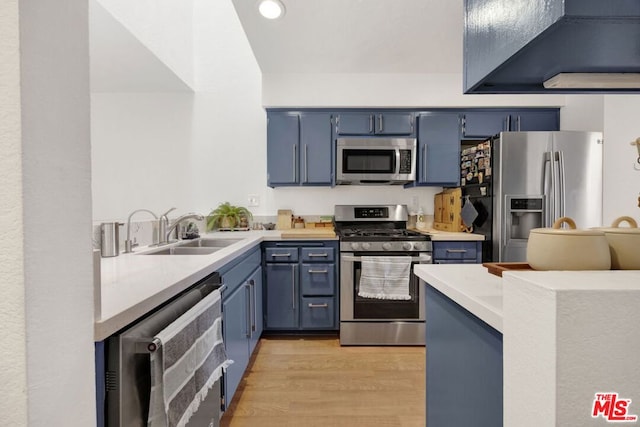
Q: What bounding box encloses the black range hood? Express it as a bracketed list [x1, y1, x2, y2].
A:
[464, 0, 640, 94]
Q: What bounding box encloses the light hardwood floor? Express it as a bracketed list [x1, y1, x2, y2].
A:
[220, 336, 425, 427]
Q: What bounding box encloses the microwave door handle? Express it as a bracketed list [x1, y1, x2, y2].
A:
[395, 149, 400, 174]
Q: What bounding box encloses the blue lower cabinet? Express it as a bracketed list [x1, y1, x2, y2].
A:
[265, 263, 298, 329]
[222, 285, 248, 408]
[219, 247, 262, 409]
[301, 297, 335, 329]
[263, 241, 339, 331]
[432, 241, 482, 264]
[300, 263, 335, 296]
[426, 285, 503, 427]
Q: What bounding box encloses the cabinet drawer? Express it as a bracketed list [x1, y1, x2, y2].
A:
[301, 297, 335, 329]
[300, 247, 335, 262]
[222, 248, 261, 294]
[265, 248, 299, 262]
[433, 241, 478, 261]
[300, 264, 335, 296]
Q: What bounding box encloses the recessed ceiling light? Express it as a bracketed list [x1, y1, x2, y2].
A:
[258, 0, 285, 20]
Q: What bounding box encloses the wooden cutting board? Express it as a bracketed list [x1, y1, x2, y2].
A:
[281, 228, 336, 239]
[483, 262, 534, 277]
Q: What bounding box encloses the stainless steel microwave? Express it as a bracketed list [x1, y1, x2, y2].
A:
[336, 137, 417, 185]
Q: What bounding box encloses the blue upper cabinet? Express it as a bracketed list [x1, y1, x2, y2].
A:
[416, 112, 461, 187]
[335, 111, 415, 136]
[464, 0, 640, 93]
[267, 111, 333, 187]
[462, 109, 559, 138]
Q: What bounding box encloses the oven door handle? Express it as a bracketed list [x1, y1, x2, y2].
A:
[341, 254, 432, 263]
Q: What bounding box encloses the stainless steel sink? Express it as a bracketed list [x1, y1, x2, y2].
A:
[140, 246, 221, 255]
[179, 238, 244, 248]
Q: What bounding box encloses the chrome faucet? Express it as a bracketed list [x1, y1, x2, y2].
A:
[158, 207, 177, 245]
[124, 209, 159, 253]
[164, 213, 205, 243]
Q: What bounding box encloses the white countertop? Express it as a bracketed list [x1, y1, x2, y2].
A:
[413, 228, 485, 241]
[414, 264, 503, 331]
[95, 230, 337, 341]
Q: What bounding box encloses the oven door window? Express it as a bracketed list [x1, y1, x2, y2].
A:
[342, 149, 396, 174]
[352, 257, 420, 319]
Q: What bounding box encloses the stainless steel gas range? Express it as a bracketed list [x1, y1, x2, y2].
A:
[334, 205, 432, 345]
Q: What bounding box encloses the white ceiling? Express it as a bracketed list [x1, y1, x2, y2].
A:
[231, 0, 463, 74]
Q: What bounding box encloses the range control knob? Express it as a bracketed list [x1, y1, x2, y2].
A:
[402, 242, 413, 251]
[350, 242, 360, 250]
[361, 242, 371, 250]
[413, 242, 425, 251]
[382, 242, 392, 251]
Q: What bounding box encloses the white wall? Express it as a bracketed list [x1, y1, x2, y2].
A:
[602, 96, 640, 224]
[262, 72, 567, 108]
[0, 0, 28, 424]
[4, 0, 95, 426]
[96, 0, 196, 89]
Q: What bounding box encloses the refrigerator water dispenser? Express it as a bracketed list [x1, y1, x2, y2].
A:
[503, 196, 544, 262]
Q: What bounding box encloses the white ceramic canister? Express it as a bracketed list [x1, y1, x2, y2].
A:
[594, 216, 640, 270]
[527, 217, 611, 271]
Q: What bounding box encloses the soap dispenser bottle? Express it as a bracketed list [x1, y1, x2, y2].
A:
[416, 208, 426, 230]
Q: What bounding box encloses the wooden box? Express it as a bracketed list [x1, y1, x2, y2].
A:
[433, 188, 463, 232]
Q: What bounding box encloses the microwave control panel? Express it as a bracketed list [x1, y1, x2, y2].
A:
[399, 150, 413, 173]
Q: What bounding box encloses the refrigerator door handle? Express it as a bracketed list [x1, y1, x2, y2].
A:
[543, 151, 553, 227]
[556, 151, 566, 218]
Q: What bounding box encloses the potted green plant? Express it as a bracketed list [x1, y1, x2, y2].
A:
[207, 202, 253, 230]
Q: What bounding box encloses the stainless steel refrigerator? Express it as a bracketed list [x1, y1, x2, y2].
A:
[491, 131, 603, 262]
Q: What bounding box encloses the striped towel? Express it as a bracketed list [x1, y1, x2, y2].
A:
[148, 289, 232, 427]
[358, 256, 412, 300]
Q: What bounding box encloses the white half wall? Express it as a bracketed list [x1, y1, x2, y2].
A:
[19, 0, 95, 425]
[0, 0, 27, 425]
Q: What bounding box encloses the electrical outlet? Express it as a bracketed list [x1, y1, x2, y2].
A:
[248, 194, 260, 207]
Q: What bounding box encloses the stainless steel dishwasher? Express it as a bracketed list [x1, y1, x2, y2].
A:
[105, 272, 223, 427]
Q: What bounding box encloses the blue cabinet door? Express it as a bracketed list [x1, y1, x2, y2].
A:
[222, 285, 248, 409]
[510, 110, 559, 131]
[265, 263, 298, 329]
[375, 112, 415, 135]
[335, 112, 375, 135]
[267, 112, 299, 186]
[300, 112, 333, 185]
[462, 111, 508, 138]
[336, 112, 415, 135]
[417, 112, 461, 186]
[248, 266, 263, 354]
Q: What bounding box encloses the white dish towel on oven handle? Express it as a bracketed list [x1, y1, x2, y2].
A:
[358, 256, 412, 300]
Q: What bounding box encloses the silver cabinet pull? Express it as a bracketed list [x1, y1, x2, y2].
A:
[368, 114, 374, 133]
[271, 253, 292, 257]
[423, 144, 428, 180]
[307, 253, 328, 257]
[517, 115, 521, 131]
[378, 114, 383, 133]
[249, 279, 256, 332]
[446, 249, 468, 253]
[245, 283, 251, 338]
[308, 303, 329, 308]
[292, 144, 297, 182]
[291, 265, 296, 310]
[304, 144, 308, 183]
[308, 269, 328, 274]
